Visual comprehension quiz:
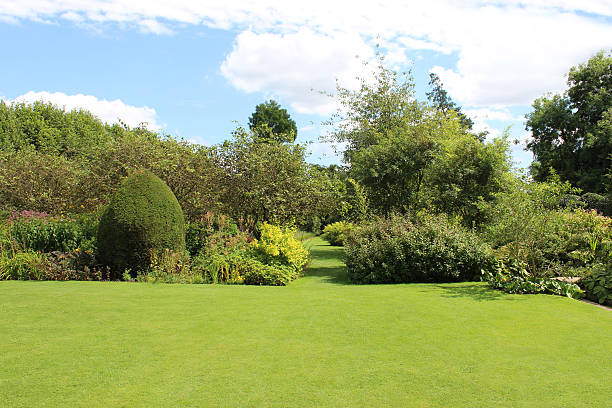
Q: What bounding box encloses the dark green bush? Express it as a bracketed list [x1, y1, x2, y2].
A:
[97, 171, 185, 279]
[345, 214, 494, 283]
[581, 192, 609, 216]
[580, 262, 612, 306]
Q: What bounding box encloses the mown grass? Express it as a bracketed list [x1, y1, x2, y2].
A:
[1, 237, 610, 407]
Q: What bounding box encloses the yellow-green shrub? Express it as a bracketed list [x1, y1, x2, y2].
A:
[321, 221, 357, 246]
[250, 222, 308, 272]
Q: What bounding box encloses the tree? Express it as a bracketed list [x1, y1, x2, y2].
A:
[425, 133, 511, 226]
[324, 57, 419, 163]
[526, 50, 612, 193]
[326, 56, 511, 219]
[212, 127, 312, 225]
[248, 100, 297, 143]
[426, 73, 474, 131]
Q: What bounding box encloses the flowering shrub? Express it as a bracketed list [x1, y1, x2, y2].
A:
[42, 250, 106, 281]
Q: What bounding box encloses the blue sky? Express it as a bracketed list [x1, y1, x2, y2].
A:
[1, 1, 611, 168]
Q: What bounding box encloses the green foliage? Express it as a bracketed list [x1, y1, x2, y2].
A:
[192, 251, 247, 284]
[213, 129, 320, 225]
[482, 258, 584, 299]
[241, 258, 298, 286]
[580, 262, 612, 306]
[0, 100, 113, 155]
[0, 251, 45, 280]
[481, 176, 610, 277]
[345, 213, 494, 284]
[526, 50, 612, 193]
[325, 55, 418, 160]
[97, 171, 185, 278]
[326, 55, 510, 216]
[581, 192, 610, 216]
[137, 249, 202, 284]
[0, 149, 96, 214]
[426, 72, 474, 131]
[8, 211, 97, 253]
[425, 134, 511, 226]
[248, 100, 297, 143]
[321, 221, 357, 246]
[350, 121, 442, 214]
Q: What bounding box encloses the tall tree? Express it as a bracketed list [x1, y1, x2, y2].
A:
[426, 73, 474, 131]
[526, 50, 612, 193]
[326, 56, 510, 219]
[248, 100, 298, 143]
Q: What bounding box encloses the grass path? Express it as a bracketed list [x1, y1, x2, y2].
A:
[1, 237, 611, 407]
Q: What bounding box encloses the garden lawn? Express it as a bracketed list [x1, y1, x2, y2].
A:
[1, 237, 610, 407]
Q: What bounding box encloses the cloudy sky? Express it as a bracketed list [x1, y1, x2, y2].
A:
[1, 1, 611, 167]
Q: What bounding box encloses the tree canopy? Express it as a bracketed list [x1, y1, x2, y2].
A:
[525, 50, 612, 193]
[325, 57, 511, 223]
[248, 100, 298, 143]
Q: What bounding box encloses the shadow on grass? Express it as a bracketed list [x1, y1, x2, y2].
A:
[303, 265, 350, 284]
[303, 242, 351, 284]
[434, 283, 525, 302]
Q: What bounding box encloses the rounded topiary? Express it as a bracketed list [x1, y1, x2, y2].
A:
[97, 171, 185, 278]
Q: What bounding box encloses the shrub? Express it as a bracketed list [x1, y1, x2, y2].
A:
[0, 251, 45, 280]
[242, 258, 298, 286]
[580, 262, 612, 306]
[482, 257, 584, 299]
[97, 171, 185, 279]
[581, 192, 609, 216]
[41, 250, 105, 281]
[250, 222, 309, 273]
[185, 212, 239, 257]
[345, 214, 494, 284]
[321, 221, 357, 246]
[480, 177, 611, 278]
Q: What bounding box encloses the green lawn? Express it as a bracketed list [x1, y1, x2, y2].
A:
[1, 237, 610, 407]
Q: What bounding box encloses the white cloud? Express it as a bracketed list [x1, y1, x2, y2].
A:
[9, 91, 161, 130]
[463, 107, 523, 123]
[0, 1, 610, 110]
[139, 19, 173, 35]
[221, 29, 375, 115]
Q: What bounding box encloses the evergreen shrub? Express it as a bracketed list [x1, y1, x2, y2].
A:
[97, 171, 185, 278]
